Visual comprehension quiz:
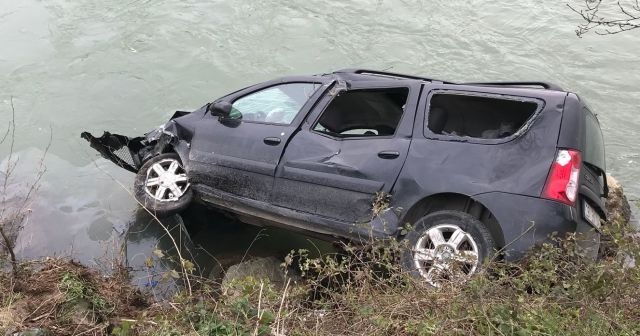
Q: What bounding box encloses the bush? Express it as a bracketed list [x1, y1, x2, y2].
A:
[3, 219, 639, 335]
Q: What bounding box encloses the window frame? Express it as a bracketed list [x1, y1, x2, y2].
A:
[423, 89, 546, 144]
[583, 108, 606, 172]
[309, 86, 412, 141]
[226, 81, 324, 126]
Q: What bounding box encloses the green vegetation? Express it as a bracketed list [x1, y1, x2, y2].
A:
[58, 271, 112, 321]
[2, 216, 639, 335]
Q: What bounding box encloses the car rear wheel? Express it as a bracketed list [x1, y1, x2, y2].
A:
[401, 210, 496, 287]
[134, 153, 193, 217]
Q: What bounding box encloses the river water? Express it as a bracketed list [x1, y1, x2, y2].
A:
[1, 0, 639, 282]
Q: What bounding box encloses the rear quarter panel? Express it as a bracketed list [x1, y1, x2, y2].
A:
[560, 94, 607, 217]
[392, 86, 568, 221]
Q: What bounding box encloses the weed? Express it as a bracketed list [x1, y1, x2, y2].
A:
[2, 206, 639, 335]
[111, 320, 134, 336]
[59, 271, 112, 318]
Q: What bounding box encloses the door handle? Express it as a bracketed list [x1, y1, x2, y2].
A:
[263, 137, 281, 146]
[378, 151, 400, 159]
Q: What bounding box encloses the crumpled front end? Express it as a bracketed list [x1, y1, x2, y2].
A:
[81, 110, 199, 173]
[81, 128, 167, 173]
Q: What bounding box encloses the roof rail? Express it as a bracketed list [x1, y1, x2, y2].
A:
[333, 69, 562, 91]
[333, 68, 451, 83]
[461, 81, 564, 91]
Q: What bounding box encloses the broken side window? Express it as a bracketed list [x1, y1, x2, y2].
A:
[313, 88, 408, 138]
[427, 93, 539, 139]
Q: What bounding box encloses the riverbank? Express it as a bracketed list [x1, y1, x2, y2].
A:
[1, 179, 639, 335]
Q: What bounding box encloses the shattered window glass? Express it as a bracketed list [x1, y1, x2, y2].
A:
[231, 83, 320, 125]
[427, 93, 539, 139]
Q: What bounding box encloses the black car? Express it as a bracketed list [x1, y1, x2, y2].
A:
[82, 69, 608, 286]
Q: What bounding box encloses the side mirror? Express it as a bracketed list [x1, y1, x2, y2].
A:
[208, 101, 232, 117]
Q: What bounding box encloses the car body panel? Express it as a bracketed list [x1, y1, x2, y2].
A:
[188, 79, 331, 202]
[473, 192, 577, 260]
[390, 84, 567, 225]
[81, 69, 608, 259]
[271, 80, 421, 224]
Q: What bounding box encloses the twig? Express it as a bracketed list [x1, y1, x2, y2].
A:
[0, 97, 19, 277]
[253, 281, 265, 336]
[275, 278, 291, 335]
[568, 0, 640, 37]
[88, 157, 193, 295]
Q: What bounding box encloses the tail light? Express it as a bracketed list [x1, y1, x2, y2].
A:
[542, 149, 581, 206]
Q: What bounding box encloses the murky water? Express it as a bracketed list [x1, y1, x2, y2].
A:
[1, 0, 639, 279]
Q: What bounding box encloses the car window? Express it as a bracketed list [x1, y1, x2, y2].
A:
[340, 128, 379, 136]
[313, 88, 408, 138]
[427, 93, 539, 139]
[584, 109, 606, 171]
[230, 83, 320, 125]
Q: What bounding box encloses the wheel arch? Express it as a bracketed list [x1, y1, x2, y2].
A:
[400, 192, 505, 248]
[146, 137, 190, 168]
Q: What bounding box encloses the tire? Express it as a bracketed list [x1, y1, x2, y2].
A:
[134, 153, 193, 217]
[401, 210, 496, 287]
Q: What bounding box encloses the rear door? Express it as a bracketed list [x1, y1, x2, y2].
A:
[557, 95, 608, 218]
[580, 108, 607, 218]
[188, 81, 325, 202]
[271, 80, 421, 223]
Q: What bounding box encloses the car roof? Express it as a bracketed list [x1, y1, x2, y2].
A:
[328, 68, 565, 92]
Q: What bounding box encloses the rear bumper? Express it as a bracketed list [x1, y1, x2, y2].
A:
[474, 192, 599, 260]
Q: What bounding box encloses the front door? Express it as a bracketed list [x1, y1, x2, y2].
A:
[189, 82, 324, 202]
[272, 80, 420, 223]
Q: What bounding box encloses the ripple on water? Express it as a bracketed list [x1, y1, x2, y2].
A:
[0, 0, 638, 272]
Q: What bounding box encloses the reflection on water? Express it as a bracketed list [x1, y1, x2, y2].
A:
[123, 204, 335, 299]
[9, 149, 135, 263]
[123, 209, 194, 300]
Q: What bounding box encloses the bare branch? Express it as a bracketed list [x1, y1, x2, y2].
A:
[13, 125, 52, 220]
[0, 99, 52, 278]
[569, 0, 640, 37]
[0, 97, 19, 276]
[0, 124, 9, 145]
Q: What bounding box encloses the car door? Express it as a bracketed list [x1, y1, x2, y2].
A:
[271, 80, 421, 223]
[188, 81, 326, 202]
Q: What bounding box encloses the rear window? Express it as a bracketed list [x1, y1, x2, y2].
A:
[427, 93, 539, 139]
[584, 110, 606, 171]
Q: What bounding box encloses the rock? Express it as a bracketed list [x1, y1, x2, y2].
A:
[604, 175, 632, 226]
[600, 175, 636, 259]
[221, 256, 286, 290]
[630, 204, 640, 231]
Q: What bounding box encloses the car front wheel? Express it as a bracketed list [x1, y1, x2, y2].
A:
[134, 153, 193, 217]
[401, 210, 496, 287]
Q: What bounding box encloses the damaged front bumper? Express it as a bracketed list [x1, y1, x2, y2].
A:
[81, 118, 189, 174]
[80, 129, 163, 173]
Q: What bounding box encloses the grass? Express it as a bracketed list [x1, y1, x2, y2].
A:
[1, 216, 639, 335]
[0, 259, 146, 335]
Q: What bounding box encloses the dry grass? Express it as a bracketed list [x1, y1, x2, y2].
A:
[0, 259, 146, 335]
[2, 218, 639, 335]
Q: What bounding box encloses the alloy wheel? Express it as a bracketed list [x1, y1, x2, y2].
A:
[412, 224, 480, 287]
[144, 158, 189, 202]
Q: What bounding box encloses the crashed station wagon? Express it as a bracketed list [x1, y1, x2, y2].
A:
[82, 69, 608, 285]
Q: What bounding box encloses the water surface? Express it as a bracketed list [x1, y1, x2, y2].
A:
[1, 0, 638, 271]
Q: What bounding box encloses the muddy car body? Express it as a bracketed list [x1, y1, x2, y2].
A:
[83, 69, 608, 285]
